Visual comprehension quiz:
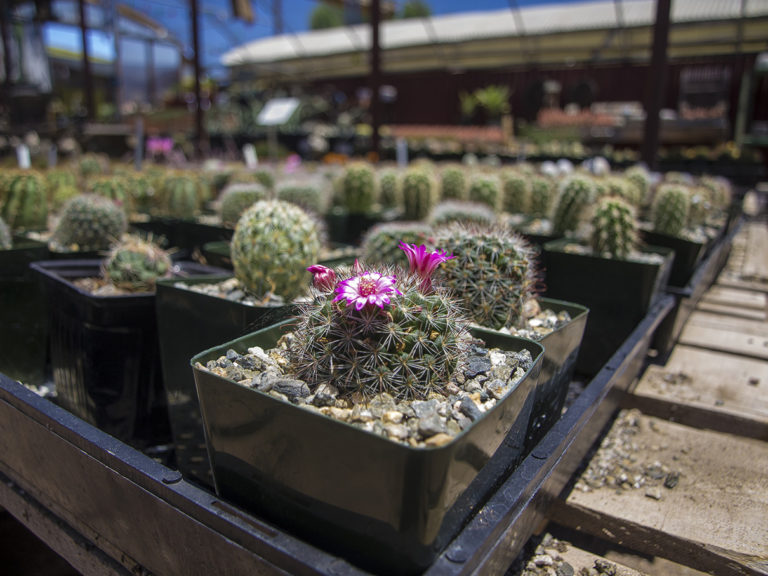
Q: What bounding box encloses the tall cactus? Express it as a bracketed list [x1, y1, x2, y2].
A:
[440, 165, 468, 201]
[467, 173, 502, 213]
[340, 162, 377, 214]
[377, 169, 403, 211]
[219, 183, 268, 228]
[652, 184, 691, 237]
[158, 174, 199, 219]
[402, 166, 438, 221]
[528, 175, 556, 219]
[1, 171, 48, 231]
[551, 174, 595, 236]
[591, 196, 637, 260]
[501, 169, 531, 214]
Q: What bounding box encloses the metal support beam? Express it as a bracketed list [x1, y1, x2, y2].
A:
[641, 0, 671, 169]
[190, 0, 206, 158]
[273, 0, 283, 35]
[370, 0, 381, 162]
[1, 0, 13, 86]
[78, 0, 95, 120]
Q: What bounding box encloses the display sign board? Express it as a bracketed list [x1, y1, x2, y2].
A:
[257, 97, 300, 126]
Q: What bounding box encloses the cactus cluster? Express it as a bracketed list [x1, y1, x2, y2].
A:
[340, 162, 377, 214]
[428, 200, 496, 228]
[440, 165, 468, 201]
[402, 166, 438, 221]
[51, 194, 127, 252]
[652, 184, 691, 237]
[219, 183, 268, 227]
[290, 247, 468, 400]
[1, 171, 48, 231]
[435, 223, 538, 330]
[231, 199, 321, 302]
[0, 216, 11, 249]
[501, 169, 531, 214]
[377, 169, 402, 211]
[103, 235, 172, 292]
[361, 221, 433, 266]
[552, 174, 595, 236]
[591, 196, 637, 259]
[467, 174, 502, 212]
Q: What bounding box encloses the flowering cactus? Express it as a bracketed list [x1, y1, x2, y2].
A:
[289, 244, 468, 400]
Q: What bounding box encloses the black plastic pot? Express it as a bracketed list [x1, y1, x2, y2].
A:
[30, 259, 220, 451]
[524, 297, 588, 451]
[324, 208, 381, 246]
[0, 239, 49, 385]
[639, 229, 706, 288]
[155, 275, 293, 488]
[191, 321, 543, 575]
[541, 240, 673, 377]
[200, 240, 232, 269]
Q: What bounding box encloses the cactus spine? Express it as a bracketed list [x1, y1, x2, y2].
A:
[591, 196, 637, 259]
[231, 200, 321, 302]
[51, 194, 127, 252]
[1, 171, 48, 231]
[402, 166, 438, 221]
[552, 175, 595, 236]
[103, 235, 172, 292]
[652, 184, 691, 237]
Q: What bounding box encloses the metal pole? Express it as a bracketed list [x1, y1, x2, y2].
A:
[370, 0, 381, 162]
[110, 0, 122, 120]
[78, 0, 95, 119]
[641, 0, 671, 170]
[146, 39, 155, 106]
[1, 0, 13, 86]
[273, 0, 283, 35]
[190, 0, 206, 158]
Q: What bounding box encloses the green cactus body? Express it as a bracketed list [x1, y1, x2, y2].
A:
[160, 175, 199, 219]
[436, 223, 537, 330]
[341, 162, 377, 214]
[688, 187, 710, 228]
[45, 169, 77, 198]
[125, 172, 155, 215]
[377, 169, 403, 211]
[51, 184, 80, 213]
[552, 175, 595, 236]
[361, 221, 433, 266]
[277, 183, 327, 215]
[402, 167, 438, 221]
[103, 235, 172, 292]
[51, 194, 127, 252]
[624, 165, 652, 207]
[219, 183, 268, 227]
[79, 154, 109, 180]
[231, 200, 321, 302]
[0, 216, 11, 249]
[428, 200, 496, 228]
[699, 176, 732, 212]
[289, 269, 467, 400]
[591, 196, 637, 259]
[1, 171, 48, 231]
[501, 170, 531, 214]
[440, 165, 468, 201]
[467, 174, 502, 213]
[89, 175, 132, 213]
[528, 175, 556, 218]
[605, 176, 642, 207]
[652, 184, 691, 237]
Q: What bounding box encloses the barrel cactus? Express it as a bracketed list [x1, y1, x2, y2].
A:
[45, 169, 77, 198]
[1, 171, 48, 231]
[277, 183, 327, 215]
[89, 175, 132, 212]
[440, 165, 468, 201]
[158, 174, 200, 219]
[361, 221, 433, 266]
[467, 174, 502, 213]
[219, 183, 268, 227]
[591, 196, 637, 260]
[428, 200, 496, 228]
[290, 245, 468, 400]
[340, 162, 377, 214]
[79, 153, 109, 180]
[51, 194, 127, 252]
[231, 200, 321, 302]
[0, 216, 11, 249]
[552, 174, 595, 236]
[103, 235, 172, 292]
[624, 165, 652, 207]
[528, 175, 556, 219]
[435, 223, 538, 330]
[402, 166, 438, 221]
[652, 184, 691, 237]
[501, 169, 531, 214]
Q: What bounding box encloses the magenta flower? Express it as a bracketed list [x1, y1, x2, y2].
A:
[307, 264, 337, 292]
[334, 272, 401, 311]
[399, 242, 454, 291]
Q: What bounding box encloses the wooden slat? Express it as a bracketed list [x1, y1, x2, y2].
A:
[629, 345, 768, 439]
[742, 222, 768, 282]
[555, 413, 768, 576]
[696, 300, 766, 321]
[679, 310, 768, 360]
[684, 310, 768, 336]
[700, 286, 767, 311]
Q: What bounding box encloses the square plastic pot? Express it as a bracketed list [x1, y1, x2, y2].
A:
[639, 229, 706, 288]
[191, 321, 543, 575]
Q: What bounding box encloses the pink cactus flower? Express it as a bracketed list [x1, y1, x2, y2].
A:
[307, 264, 337, 292]
[399, 242, 454, 291]
[334, 272, 401, 311]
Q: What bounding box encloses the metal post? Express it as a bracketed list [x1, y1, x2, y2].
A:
[146, 39, 155, 106]
[641, 0, 671, 169]
[273, 0, 283, 35]
[190, 0, 206, 158]
[370, 0, 381, 162]
[110, 0, 121, 120]
[1, 1, 13, 86]
[78, 0, 95, 119]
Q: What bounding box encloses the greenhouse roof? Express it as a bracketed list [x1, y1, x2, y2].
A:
[222, 0, 768, 79]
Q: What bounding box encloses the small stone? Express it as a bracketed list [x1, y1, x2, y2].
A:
[312, 383, 338, 407]
[351, 405, 374, 423]
[382, 410, 404, 424]
[664, 471, 680, 489]
[748, 377, 759, 386]
[384, 423, 409, 440]
[556, 563, 575, 576]
[329, 407, 351, 421]
[418, 413, 446, 437]
[593, 559, 616, 575]
[225, 349, 240, 362]
[534, 554, 554, 567]
[714, 399, 724, 406]
[272, 378, 310, 400]
[217, 357, 233, 369]
[226, 289, 246, 301]
[445, 382, 461, 395]
[424, 433, 453, 447]
[411, 399, 439, 419]
[464, 356, 492, 378]
[645, 487, 662, 500]
[458, 396, 483, 421]
[487, 379, 510, 400]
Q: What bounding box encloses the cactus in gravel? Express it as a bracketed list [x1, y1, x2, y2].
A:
[158, 174, 199, 219]
[428, 200, 496, 228]
[291, 245, 468, 400]
[528, 175, 556, 218]
[89, 175, 132, 212]
[0, 216, 11, 249]
[277, 183, 327, 215]
[551, 174, 595, 236]
[103, 235, 172, 292]
[51, 194, 127, 252]
[340, 162, 377, 214]
[501, 169, 531, 214]
[377, 169, 402, 211]
[652, 184, 691, 237]
[219, 183, 268, 227]
[402, 166, 438, 221]
[440, 165, 468, 201]
[591, 196, 637, 259]
[231, 199, 321, 302]
[1, 171, 48, 230]
[435, 223, 539, 330]
[361, 221, 433, 266]
[467, 173, 502, 213]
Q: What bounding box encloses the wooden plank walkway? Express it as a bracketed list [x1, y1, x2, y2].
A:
[517, 217, 768, 576]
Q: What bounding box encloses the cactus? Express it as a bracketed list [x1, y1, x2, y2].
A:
[377, 169, 403, 211]
[0, 216, 11, 249]
[402, 166, 438, 221]
[51, 194, 127, 252]
[604, 175, 643, 207]
[528, 175, 556, 218]
[652, 184, 691, 237]
[79, 153, 109, 179]
[231, 199, 321, 302]
[551, 175, 595, 236]
[440, 165, 468, 201]
[428, 200, 496, 228]
[125, 172, 155, 215]
[277, 183, 327, 215]
[1, 171, 48, 231]
[339, 162, 377, 214]
[501, 169, 531, 214]
[50, 184, 80, 213]
[103, 234, 172, 292]
[89, 175, 132, 212]
[623, 165, 652, 207]
[45, 169, 77, 198]
[361, 221, 433, 266]
[467, 173, 502, 213]
[699, 175, 732, 212]
[219, 183, 268, 227]
[688, 187, 710, 228]
[158, 174, 199, 219]
[435, 223, 538, 330]
[591, 196, 637, 259]
[290, 249, 468, 400]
